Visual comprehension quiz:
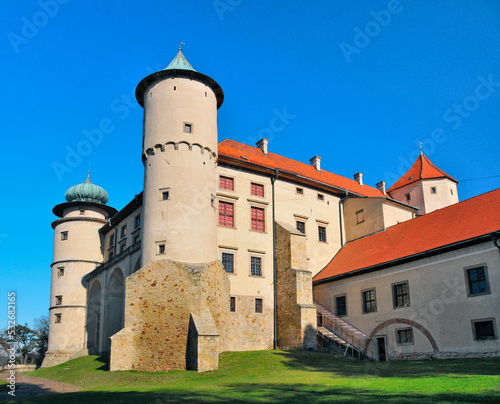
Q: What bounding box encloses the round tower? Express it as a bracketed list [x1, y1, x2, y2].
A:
[43, 175, 117, 367]
[136, 46, 224, 266]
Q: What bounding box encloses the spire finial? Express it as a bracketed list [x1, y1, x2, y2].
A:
[419, 142, 423, 155]
[88, 162, 91, 178]
[179, 41, 185, 51]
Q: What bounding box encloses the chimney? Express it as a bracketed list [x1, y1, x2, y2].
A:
[376, 181, 386, 195]
[256, 138, 268, 155]
[353, 172, 363, 186]
[309, 156, 321, 172]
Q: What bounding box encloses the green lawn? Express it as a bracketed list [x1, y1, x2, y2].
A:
[15, 351, 500, 403]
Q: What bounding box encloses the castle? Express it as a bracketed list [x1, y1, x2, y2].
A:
[43, 48, 500, 370]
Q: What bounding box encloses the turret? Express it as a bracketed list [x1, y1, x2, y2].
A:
[43, 175, 116, 367]
[136, 45, 224, 266]
[387, 152, 459, 215]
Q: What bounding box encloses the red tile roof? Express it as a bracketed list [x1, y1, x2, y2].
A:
[314, 188, 500, 283]
[387, 153, 458, 194]
[218, 139, 384, 197]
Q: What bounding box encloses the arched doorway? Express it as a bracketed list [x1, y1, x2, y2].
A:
[104, 268, 125, 351]
[87, 280, 102, 353]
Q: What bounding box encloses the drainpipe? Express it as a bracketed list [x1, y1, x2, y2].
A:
[271, 168, 279, 349]
[338, 190, 349, 247]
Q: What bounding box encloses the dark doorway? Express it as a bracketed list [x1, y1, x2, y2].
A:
[377, 337, 386, 361]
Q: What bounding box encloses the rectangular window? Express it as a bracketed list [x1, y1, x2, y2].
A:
[431, 187, 437, 194]
[79, 209, 85, 215]
[134, 234, 140, 245]
[296, 187, 304, 195]
[184, 123, 192, 133]
[230, 297, 236, 312]
[55, 295, 62, 305]
[251, 183, 264, 197]
[57, 267, 64, 277]
[121, 225, 127, 238]
[222, 253, 234, 273]
[317, 193, 324, 201]
[356, 210, 365, 224]
[61, 231, 68, 241]
[250, 256, 262, 277]
[55, 314, 62, 323]
[362, 289, 377, 313]
[218, 201, 234, 227]
[109, 251, 114, 260]
[109, 234, 115, 247]
[135, 215, 140, 229]
[158, 244, 165, 254]
[162, 190, 170, 200]
[219, 176, 234, 191]
[393, 282, 410, 308]
[472, 319, 497, 340]
[251, 207, 265, 232]
[120, 244, 126, 253]
[336, 296, 347, 316]
[466, 266, 490, 296]
[405, 193, 411, 202]
[396, 328, 414, 344]
[255, 298, 263, 313]
[318, 226, 327, 242]
[296, 221, 305, 234]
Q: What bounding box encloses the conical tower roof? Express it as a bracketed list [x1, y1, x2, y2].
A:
[164, 46, 196, 71]
[387, 153, 458, 194]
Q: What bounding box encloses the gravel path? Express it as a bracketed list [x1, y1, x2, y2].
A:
[0, 372, 82, 401]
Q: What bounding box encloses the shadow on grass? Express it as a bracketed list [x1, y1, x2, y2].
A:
[276, 350, 500, 378]
[14, 383, 500, 404]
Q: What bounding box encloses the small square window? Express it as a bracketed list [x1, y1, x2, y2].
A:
[296, 187, 304, 195]
[222, 253, 234, 273]
[219, 176, 234, 191]
[251, 183, 264, 197]
[318, 226, 327, 242]
[230, 297, 236, 312]
[396, 328, 414, 344]
[55, 295, 62, 306]
[296, 221, 305, 234]
[158, 244, 166, 254]
[251, 256, 262, 277]
[121, 225, 127, 238]
[135, 215, 140, 229]
[393, 281, 410, 308]
[431, 187, 437, 194]
[362, 289, 377, 313]
[336, 295, 347, 316]
[55, 314, 62, 323]
[57, 267, 64, 277]
[184, 123, 192, 133]
[472, 319, 497, 340]
[405, 193, 411, 202]
[356, 210, 365, 224]
[61, 231, 68, 241]
[219, 201, 234, 227]
[317, 193, 324, 201]
[79, 209, 85, 215]
[255, 298, 263, 313]
[466, 266, 490, 296]
[162, 190, 170, 200]
[251, 207, 265, 232]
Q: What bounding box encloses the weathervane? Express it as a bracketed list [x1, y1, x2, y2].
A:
[419, 142, 423, 155]
[179, 41, 185, 51]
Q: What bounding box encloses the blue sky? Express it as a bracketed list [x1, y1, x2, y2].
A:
[1, 0, 499, 327]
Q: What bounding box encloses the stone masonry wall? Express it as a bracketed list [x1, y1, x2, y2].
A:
[276, 222, 316, 349]
[110, 259, 229, 372]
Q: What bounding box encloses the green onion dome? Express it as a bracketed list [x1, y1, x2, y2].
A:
[65, 175, 109, 204]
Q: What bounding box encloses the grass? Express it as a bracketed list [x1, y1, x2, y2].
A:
[13, 350, 500, 403]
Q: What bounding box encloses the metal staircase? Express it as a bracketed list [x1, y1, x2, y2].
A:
[315, 302, 373, 360]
